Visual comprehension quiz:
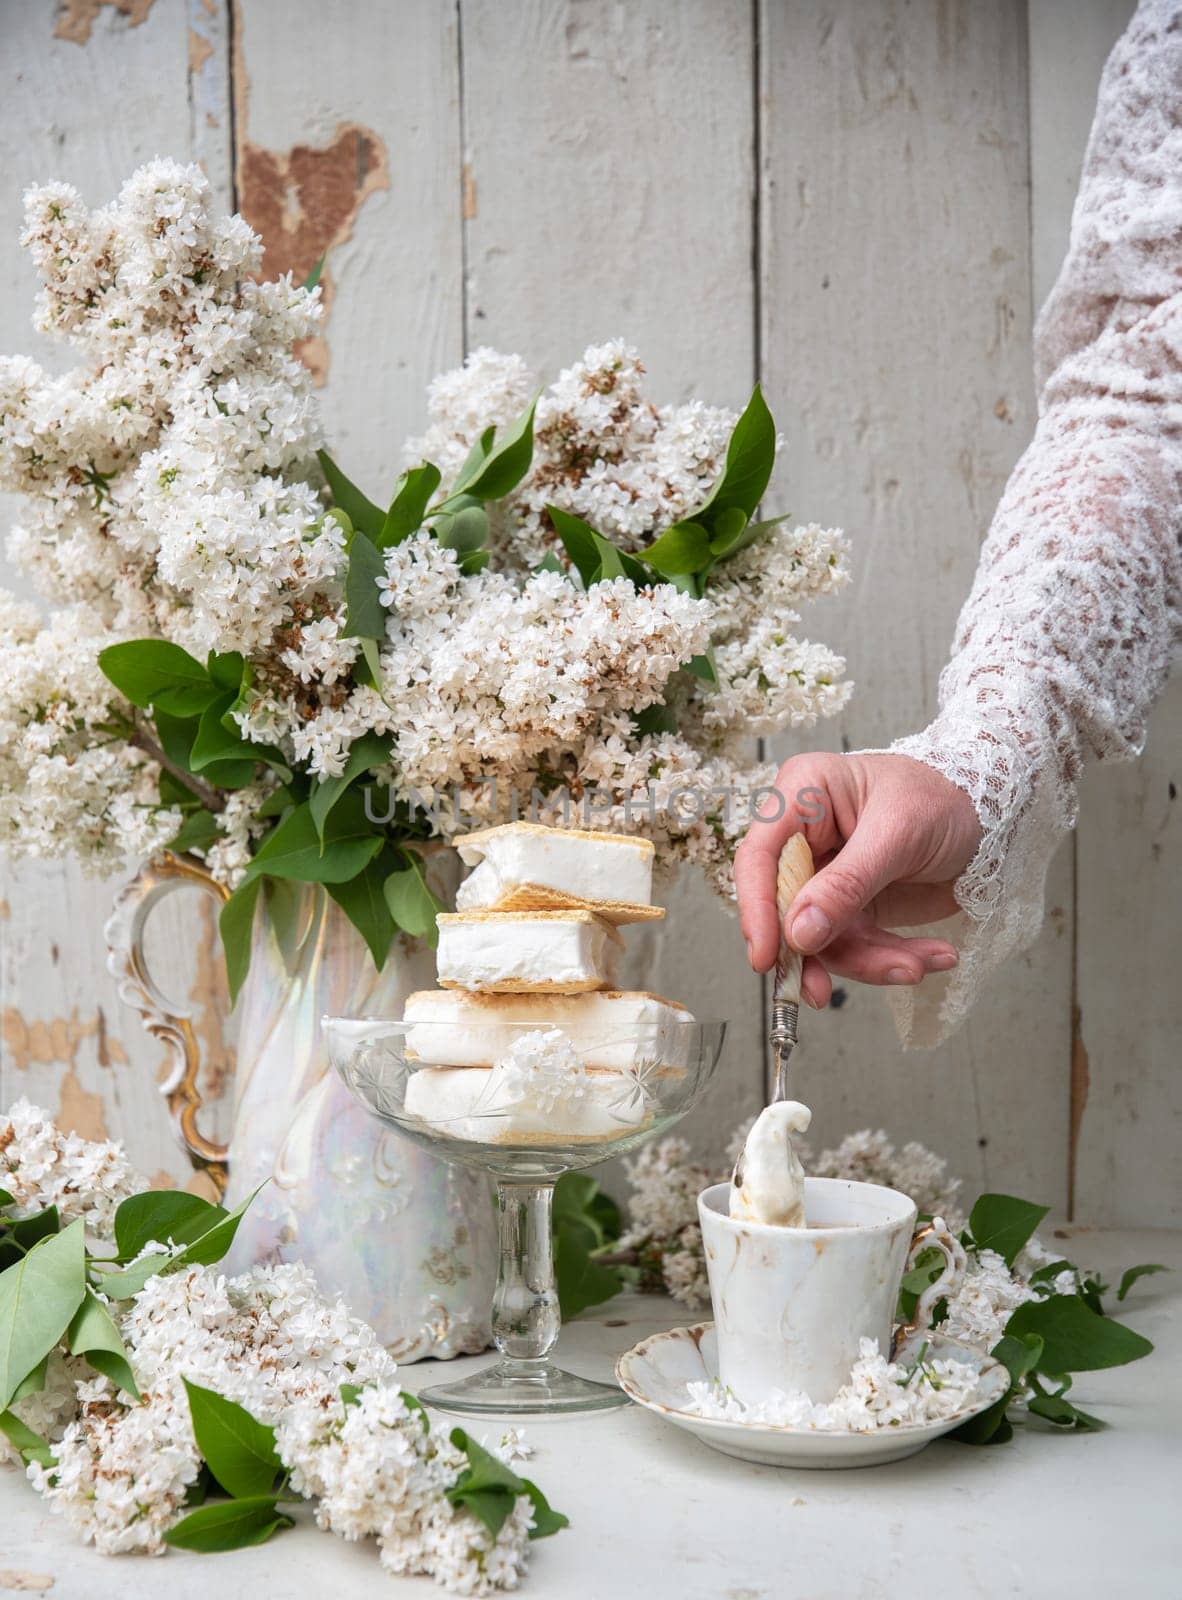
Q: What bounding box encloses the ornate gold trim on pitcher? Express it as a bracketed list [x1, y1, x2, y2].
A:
[104, 853, 231, 1196]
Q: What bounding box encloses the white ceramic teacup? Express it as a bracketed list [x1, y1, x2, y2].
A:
[697, 1177, 965, 1404]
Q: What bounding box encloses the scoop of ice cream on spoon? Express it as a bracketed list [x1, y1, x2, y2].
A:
[729, 1100, 812, 1226]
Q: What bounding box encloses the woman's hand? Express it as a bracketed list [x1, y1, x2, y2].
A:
[733, 752, 983, 1008]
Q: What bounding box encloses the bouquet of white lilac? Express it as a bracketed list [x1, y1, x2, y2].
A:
[0, 1100, 564, 1591]
[0, 160, 850, 995]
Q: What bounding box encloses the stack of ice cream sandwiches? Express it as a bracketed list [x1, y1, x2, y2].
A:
[401, 823, 693, 1144]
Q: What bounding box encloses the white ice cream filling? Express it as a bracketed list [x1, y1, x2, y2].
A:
[730, 1101, 812, 1227]
[404, 1029, 649, 1142]
[403, 989, 692, 1069]
[456, 826, 653, 909]
[436, 915, 620, 990]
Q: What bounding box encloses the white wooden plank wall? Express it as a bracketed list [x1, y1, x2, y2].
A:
[0, 0, 1173, 1222]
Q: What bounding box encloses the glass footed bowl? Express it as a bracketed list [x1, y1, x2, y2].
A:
[323, 1014, 726, 1417]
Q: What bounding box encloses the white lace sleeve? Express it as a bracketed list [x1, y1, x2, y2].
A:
[884, 0, 1182, 1046]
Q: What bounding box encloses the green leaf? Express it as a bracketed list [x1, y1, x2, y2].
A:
[1006, 1294, 1153, 1372]
[445, 1427, 567, 1543]
[384, 854, 444, 946]
[219, 875, 262, 1006]
[534, 552, 565, 576]
[183, 1379, 283, 1498]
[340, 1382, 364, 1409]
[547, 506, 650, 589]
[0, 1205, 60, 1270]
[1027, 1389, 1105, 1431]
[0, 1409, 54, 1469]
[317, 449, 384, 540]
[342, 529, 388, 641]
[155, 705, 256, 791]
[303, 254, 325, 291]
[169, 1186, 260, 1272]
[67, 1288, 140, 1399]
[0, 1189, 13, 1209]
[0, 1218, 86, 1411]
[379, 462, 442, 549]
[967, 1194, 1050, 1267]
[552, 1174, 623, 1319]
[449, 427, 496, 496]
[523, 1479, 569, 1540]
[446, 1429, 526, 1539]
[692, 384, 776, 531]
[207, 650, 246, 693]
[708, 510, 790, 562]
[633, 700, 677, 737]
[326, 854, 397, 970]
[11, 1355, 47, 1403]
[641, 520, 711, 576]
[993, 1329, 1046, 1386]
[399, 1389, 429, 1432]
[455, 398, 537, 502]
[435, 503, 489, 554]
[685, 649, 717, 685]
[164, 1495, 293, 1552]
[114, 1192, 228, 1261]
[1117, 1263, 1167, 1302]
[949, 1331, 1043, 1447]
[309, 733, 393, 844]
[99, 640, 219, 717]
[706, 505, 747, 553]
[168, 808, 220, 855]
[244, 797, 383, 888]
[189, 691, 250, 773]
[96, 1187, 260, 1298]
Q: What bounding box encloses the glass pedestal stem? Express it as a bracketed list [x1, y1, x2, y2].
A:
[492, 1180, 560, 1362]
[417, 1175, 630, 1417]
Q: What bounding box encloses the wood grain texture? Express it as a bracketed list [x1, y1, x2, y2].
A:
[1028, 0, 1182, 1225]
[232, 0, 463, 484]
[759, 0, 1075, 1204]
[460, 0, 765, 1160]
[0, 0, 230, 1182]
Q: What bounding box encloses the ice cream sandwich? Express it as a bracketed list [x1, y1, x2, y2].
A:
[435, 909, 622, 993]
[404, 1063, 650, 1144]
[402, 988, 695, 1070]
[454, 822, 663, 923]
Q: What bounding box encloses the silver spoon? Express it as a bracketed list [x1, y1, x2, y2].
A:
[733, 834, 815, 1191]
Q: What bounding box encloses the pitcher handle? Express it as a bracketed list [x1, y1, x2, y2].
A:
[891, 1218, 967, 1363]
[104, 852, 232, 1196]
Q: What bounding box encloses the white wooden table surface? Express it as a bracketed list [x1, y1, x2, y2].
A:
[2, 1226, 1178, 1600]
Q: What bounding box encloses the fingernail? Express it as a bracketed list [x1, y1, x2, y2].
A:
[745, 940, 755, 967]
[886, 967, 916, 985]
[928, 952, 958, 971]
[790, 905, 831, 952]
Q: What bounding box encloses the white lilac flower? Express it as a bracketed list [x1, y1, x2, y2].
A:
[0, 1097, 144, 1232]
[4, 1104, 539, 1590]
[687, 1337, 984, 1432]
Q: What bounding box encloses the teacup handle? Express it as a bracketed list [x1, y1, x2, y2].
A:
[104, 852, 232, 1195]
[891, 1219, 967, 1363]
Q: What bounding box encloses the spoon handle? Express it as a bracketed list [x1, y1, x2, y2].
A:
[770, 834, 814, 1100]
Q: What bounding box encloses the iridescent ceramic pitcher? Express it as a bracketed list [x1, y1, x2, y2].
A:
[104, 854, 496, 1361]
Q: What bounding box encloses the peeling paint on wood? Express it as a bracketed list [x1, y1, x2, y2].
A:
[237, 124, 389, 383]
[56, 1065, 110, 1141]
[188, 25, 213, 74]
[54, 0, 155, 47]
